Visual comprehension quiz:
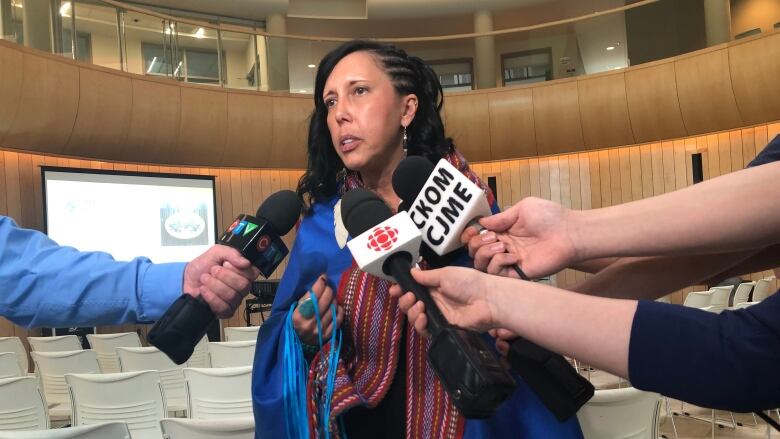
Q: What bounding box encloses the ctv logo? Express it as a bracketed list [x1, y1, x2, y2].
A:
[228, 219, 259, 236]
[367, 226, 398, 252]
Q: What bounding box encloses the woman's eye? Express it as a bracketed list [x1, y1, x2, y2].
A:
[355, 87, 368, 95]
[324, 98, 336, 108]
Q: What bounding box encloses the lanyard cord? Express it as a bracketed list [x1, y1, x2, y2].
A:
[284, 289, 343, 439]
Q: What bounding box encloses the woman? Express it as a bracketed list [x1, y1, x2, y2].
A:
[253, 40, 583, 439]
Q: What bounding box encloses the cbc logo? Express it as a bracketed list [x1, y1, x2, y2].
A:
[256, 235, 272, 252]
[367, 226, 398, 252]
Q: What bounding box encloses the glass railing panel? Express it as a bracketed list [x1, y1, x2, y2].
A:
[0, 0, 24, 44]
[175, 21, 220, 85]
[122, 9, 169, 77]
[221, 29, 258, 90]
[73, 0, 119, 69]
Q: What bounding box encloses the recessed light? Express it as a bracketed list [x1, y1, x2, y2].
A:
[606, 46, 615, 51]
[194, 27, 205, 39]
[307, 64, 316, 68]
[59, 1, 71, 16]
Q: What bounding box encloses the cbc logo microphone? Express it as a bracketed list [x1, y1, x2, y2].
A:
[367, 226, 398, 251]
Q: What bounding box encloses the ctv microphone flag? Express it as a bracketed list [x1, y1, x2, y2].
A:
[407, 159, 492, 255]
[219, 214, 288, 279]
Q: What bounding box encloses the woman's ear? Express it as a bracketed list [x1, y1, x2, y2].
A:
[401, 94, 419, 127]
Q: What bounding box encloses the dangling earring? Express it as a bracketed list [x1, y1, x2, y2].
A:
[402, 126, 408, 156]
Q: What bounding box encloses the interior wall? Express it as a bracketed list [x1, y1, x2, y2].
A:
[731, 0, 780, 37]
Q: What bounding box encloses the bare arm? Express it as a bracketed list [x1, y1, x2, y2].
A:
[573, 250, 759, 299]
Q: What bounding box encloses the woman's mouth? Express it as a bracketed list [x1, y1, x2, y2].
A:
[339, 136, 361, 153]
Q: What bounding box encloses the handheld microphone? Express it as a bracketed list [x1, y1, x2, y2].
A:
[393, 156, 528, 279]
[393, 157, 593, 421]
[148, 190, 302, 365]
[341, 188, 516, 418]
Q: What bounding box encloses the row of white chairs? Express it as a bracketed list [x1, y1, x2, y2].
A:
[0, 364, 252, 437]
[0, 418, 254, 439]
[683, 278, 775, 313]
[0, 331, 258, 374]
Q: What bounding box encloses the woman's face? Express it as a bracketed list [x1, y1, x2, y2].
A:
[322, 51, 416, 175]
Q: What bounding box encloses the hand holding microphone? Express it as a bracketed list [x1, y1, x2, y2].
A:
[149, 190, 302, 364]
[341, 188, 516, 419]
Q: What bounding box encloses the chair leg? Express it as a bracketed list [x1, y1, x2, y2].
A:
[663, 398, 679, 439]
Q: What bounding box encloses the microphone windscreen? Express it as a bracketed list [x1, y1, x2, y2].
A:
[392, 156, 435, 205]
[256, 190, 303, 235]
[341, 188, 392, 237]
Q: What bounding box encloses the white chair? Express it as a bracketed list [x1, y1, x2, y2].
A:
[117, 347, 187, 414]
[184, 366, 252, 419]
[86, 332, 142, 373]
[682, 290, 714, 310]
[731, 281, 755, 308]
[66, 371, 166, 439]
[708, 286, 732, 313]
[159, 417, 254, 439]
[0, 352, 23, 379]
[224, 327, 260, 342]
[31, 350, 100, 420]
[577, 386, 660, 439]
[752, 278, 774, 302]
[0, 337, 28, 374]
[0, 422, 131, 438]
[187, 337, 211, 369]
[208, 341, 256, 368]
[0, 376, 48, 431]
[27, 336, 82, 353]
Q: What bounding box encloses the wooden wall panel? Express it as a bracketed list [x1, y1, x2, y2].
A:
[126, 78, 181, 164]
[578, 73, 635, 148]
[2, 32, 779, 167]
[624, 63, 687, 143]
[224, 92, 274, 167]
[444, 93, 492, 162]
[4, 51, 78, 154]
[0, 42, 23, 146]
[65, 67, 133, 160]
[177, 87, 228, 166]
[532, 81, 584, 154]
[729, 32, 780, 126]
[487, 88, 537, 160]
[675, 49, 743, 135]
[270, 97, 310, 168]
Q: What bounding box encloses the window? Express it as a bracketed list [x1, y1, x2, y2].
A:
[501, 48, 553, 86]
[142, 43, 221, 84]
[426, 59, 473, 92]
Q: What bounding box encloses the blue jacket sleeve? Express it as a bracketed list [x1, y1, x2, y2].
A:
[629, 293, 780, 411]
[0, 216, 184, 328]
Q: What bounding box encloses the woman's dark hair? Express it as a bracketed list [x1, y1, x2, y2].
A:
[296, 39, 453, 209]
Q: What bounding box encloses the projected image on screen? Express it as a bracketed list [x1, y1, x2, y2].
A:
[160, 202, 209, 246]
[44, 169, 216, 264]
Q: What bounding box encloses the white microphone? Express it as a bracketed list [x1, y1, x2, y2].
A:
[346, 211, 422, 283]
[400, 159, 492, 255]
[393, 157, 529, 280]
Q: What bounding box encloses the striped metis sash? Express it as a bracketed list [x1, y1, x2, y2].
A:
[305, 148, 492, 438]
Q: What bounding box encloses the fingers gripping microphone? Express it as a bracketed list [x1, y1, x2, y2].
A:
[393, 157, 594, 421]
[148, 190, 302, 365]
[341, 189, 516, 418]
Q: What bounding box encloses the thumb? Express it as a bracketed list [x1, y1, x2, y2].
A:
[479, 209, 517, 234]
[212, 245, 252, 269]
[410, 268, 441, 289]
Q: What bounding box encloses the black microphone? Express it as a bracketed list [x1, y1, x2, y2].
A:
[148, 190, 302, 364]
[341, 188, 516, 418]
[393, 157, 593, 421]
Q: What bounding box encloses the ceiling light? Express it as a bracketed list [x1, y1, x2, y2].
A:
[12, 1, 22, 8]
[59, 1, 71, 16]
[307, 64, 316, 68]
[299, 89, 307, 93]
[194, 27, 205, 39]
[606, 46, 615, 51]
